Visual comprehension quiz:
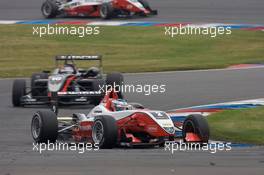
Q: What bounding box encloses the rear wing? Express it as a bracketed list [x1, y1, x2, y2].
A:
[55, 55, 103, 73]
[55, 55, 102, 61]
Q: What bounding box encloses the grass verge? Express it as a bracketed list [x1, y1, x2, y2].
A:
[208, 107, 264, 145]
[0, 25, 264, 77]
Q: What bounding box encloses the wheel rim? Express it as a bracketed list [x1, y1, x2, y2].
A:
[43, 3, 52, 16]
[32, 115, 41, 139]
[92, 120, 104, 144]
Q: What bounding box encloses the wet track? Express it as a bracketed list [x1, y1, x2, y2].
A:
[0, 0, 264, 24]
[1, 68, 264, 175]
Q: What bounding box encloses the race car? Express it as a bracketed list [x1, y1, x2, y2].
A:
[31, 89, 210, 148]
[41, 0, 158, 19]
[12, 55, 123, 107]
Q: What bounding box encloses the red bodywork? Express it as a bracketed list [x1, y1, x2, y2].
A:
[72, 112, 172, 144]
[71, 90, 203, 145]
[111, 0, 150, 14]
[63, 0, 151, 17]
[64, 5, 100, 17]
[185, 133, 201, 142]
[72, 90, 173, 145]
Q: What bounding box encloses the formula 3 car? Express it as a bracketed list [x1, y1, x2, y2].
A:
[41, 0, 158, 19]
[31, 89, 210, 148]
[12, 55, 123, 107]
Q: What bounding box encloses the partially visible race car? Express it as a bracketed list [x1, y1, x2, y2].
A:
[31, 89, 210, 148]
[41, 0, 158, 19]
[12, 55, 123, 107]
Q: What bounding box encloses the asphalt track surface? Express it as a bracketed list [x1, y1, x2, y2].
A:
[1, 1, 264, 174]
[0, 0, 264, 24]
[1, 67, 264, 175]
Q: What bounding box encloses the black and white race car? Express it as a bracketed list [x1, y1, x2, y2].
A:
[12, 55, 123, 107]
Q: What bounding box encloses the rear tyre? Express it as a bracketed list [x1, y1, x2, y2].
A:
[31, 111, 58, 143]
[182, 114, 210, 143]
[41, 0, 59, 18]
[31, 73, 48, 97]
[12, 79, 26, 107]
[100, 3, 114, 19]
[92, 115, 118, 149]
[106, 72, 124, 98]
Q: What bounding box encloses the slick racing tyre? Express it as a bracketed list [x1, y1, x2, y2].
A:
[100, 3, 114, 19]
[92, 115, 118, 149]
[182, 114, 210, 143]
[106, 72, 124, 98]
[41, 0, 59, 18]
[12, 79, 26, 107]
[31, 111, 58, 143]
[31, 73, 48, 97]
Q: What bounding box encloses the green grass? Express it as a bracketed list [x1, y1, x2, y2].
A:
[0, 25, 264, 77]
[208, 107, 264, 145]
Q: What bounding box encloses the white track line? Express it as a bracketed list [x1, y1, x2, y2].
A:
[168, 98, 264, 112]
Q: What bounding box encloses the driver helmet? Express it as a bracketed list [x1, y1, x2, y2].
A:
[111, 99, 132, 111]
[59, 64, 76, 74]
[86, 67, 100, 77]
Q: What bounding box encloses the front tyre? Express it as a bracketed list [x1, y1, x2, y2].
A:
[100, 3, 114, 19]
[182, 114, 210, 143]
[12, 79, 26, 107]
[31, 111, 58, 143]
[41, 0, 59, 18]
[92, 115, 118, 149]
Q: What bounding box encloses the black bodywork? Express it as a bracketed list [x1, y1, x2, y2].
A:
[12, 55, 123, 107]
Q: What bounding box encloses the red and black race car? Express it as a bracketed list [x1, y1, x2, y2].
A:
[41, 0, 158, 19]
[12, 55, 123, 107]
[31, 89, 210, 148]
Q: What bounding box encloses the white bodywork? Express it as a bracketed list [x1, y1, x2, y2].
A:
[83, 103, 176, 134]
[48, 75, 66, 92]
[127, 0, 145, 10]
[58, 0, 103, 10]
[57, 0, 145, 10]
